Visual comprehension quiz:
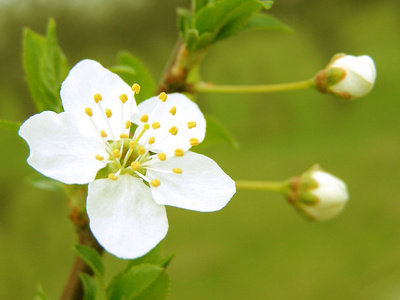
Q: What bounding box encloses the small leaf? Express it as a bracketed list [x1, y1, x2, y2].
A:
[80, 273, 98, 300]
[34, 285, 52, 300]
[177, 7, 193, 40]
[74, 245, 104, 278]
[199, 115, 239, 149]
[0, 119, 21, 131]
[259, 1, 274, 9]
[242, 13, 293, 34]
[107, 264, 169, 300]
[23, 19, 69, 113]
[111, 51, 156, 104]
[193, 0, 211, 13]
[27, 173, 65, 193]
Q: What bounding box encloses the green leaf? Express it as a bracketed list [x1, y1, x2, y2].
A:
[199, 115, 239, 149]
[34, 285, 52, 300]
[74, 245, 104, 278]
[111, 51, 156, 104]
[126, 242, 175, 270]
[27, 173, 65, 193]
[0, 119, 21, 131]
[242, 13, 293, 34]
[193, 0, 211, 13]
[259, 0, 274, 9]
[80, 273, 98, 300]
[177, 7, 193, 39]
[107, 264, 169, 300]
[23, 18, 69, 113]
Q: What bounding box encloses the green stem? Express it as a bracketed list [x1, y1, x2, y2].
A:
[194, 78, 315, 94]
[235, 180, 290, 194]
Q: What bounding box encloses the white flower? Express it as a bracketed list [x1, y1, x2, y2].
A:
[19, 59, 236, 259]
[288, 166, 349, 221]
[315, 54, 376, 100]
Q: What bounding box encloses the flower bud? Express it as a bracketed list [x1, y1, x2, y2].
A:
[287, 166, 349, 221]
[315, 53, 376, 100]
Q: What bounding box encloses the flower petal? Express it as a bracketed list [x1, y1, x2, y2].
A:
[87, 175, 168, 259]
[61, 59, 138, 140]
[146, 151, 236, 212]
[132, 93, 206, 155]
[19, 111, 107, 184]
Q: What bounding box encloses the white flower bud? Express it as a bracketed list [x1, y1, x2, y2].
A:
[288, 166, 349, 221]
[315, 53, 376, 100]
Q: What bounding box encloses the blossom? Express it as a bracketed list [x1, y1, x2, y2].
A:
[315, 53, 376, 100]
[19, 59, 236, 259]
[288, 166, 349, 221]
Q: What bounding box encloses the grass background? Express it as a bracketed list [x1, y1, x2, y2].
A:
[1, 0, 400, 299]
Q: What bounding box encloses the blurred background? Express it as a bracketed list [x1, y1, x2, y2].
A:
[1, 0, 399, 299]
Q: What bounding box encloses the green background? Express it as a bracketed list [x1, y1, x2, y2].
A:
[1, 0, 399, 299]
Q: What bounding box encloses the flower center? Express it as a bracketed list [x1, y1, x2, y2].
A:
[85, 87, 195, 188]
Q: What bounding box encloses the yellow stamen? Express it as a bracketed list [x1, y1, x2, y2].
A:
[120, 134, 129, 139]
[85, 107, 93, 117]
[132, 83, 141, 94]
[150, 179, 161, 187]
[157, 153, 166, 161]
[100, 130, 107, 138]
[158, 92, 167, 102]
[187, 121, 196, 129]
[174, 149, 184, 157]
[172, 168, 182, 174]
[189, 138, 199, 146]
[105, 109, 112, 118]
[140, 114, 149, 123]
[148, 136, 155, 145]
[94, 93, 102, 103]
[113, 149, 121, 158]
[138, 146, 146, 155]
[131, 161, 141, 171]
[119, 94, 128, 103]
[108, 173, 118, 181]
[125, 121, 131, 129]
[152, 122, 160, 129]
[129, 141, 137, 149]
[143, 123, 150, 130]
[95, 154, 104, 161]
[169, 126, 178, 136]
[169, 106, 177, 116]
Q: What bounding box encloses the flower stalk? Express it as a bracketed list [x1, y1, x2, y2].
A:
[193, 78, 316, 94]
[235, 179, 290, 194]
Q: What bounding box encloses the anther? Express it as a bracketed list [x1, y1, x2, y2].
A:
[93, 93, 102, 103]
[120, 134, 129, 139]
[119, 94, 128, 103]
[158, 92, 167, 102]
[140, 114, 149, 123]
[85, 107, 93, 117]
[190, 138, 199, 146]
[174, 149, 184, 157]
[169, 106, 177, 116]
[157, 153, 166, 161]
[105, 109, 112, 118]
[138, 146, 146, 155]
[143, 123, 150, 130]
[150, 179, 161, 187]
[95, 154, 104, 161]
[187, 121, 196, 129]
[172, 168, 182, 174]
[132, 83, 141, 94]
[131, 161, 141, 171]
[125, 121, 131, 129]
[108, 173, 118, 181]
[113, 149, 121, 158]
[100, 130, 107, 138]
[152, 122, 160, 129]
[148, 136, 155, 145]
[129, 141, 137, 149]
[169, 126, 178, 136]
